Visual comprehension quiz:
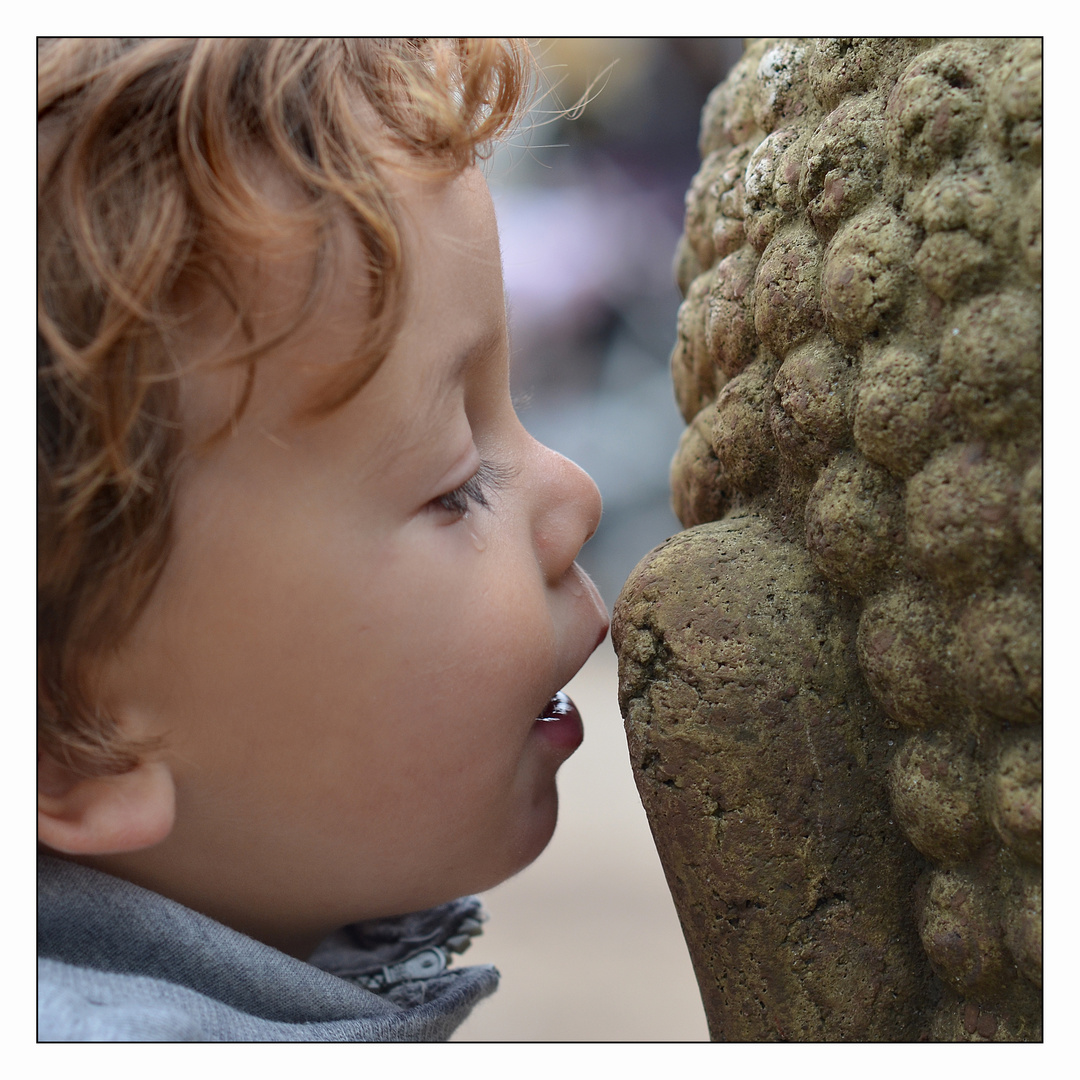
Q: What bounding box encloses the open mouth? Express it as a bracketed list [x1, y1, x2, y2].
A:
[534, 690, 584, 752]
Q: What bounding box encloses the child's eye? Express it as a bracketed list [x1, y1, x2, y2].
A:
[434, 460, 511, 521]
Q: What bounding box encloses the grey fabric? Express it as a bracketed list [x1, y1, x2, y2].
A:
[37, 855, 498, 1041]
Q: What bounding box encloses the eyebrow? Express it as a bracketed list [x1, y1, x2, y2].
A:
[439, 321, 507, 394]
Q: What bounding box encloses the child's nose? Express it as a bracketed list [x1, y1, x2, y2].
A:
[530, 441, 602, 587]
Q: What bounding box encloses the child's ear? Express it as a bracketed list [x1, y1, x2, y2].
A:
[38, 748, 176, 856]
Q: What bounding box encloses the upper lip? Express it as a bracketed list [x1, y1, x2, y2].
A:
[551, 576, 608, 703]
[530, 563, 607, 720]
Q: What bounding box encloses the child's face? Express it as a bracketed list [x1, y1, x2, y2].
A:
[91, 162, 609, 957]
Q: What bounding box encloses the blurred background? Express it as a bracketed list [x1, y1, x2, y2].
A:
[452, 38, 743, 1042]
[488, 38, 743, 607]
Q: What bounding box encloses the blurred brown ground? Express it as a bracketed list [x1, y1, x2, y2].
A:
[452, 644, 708, 1042]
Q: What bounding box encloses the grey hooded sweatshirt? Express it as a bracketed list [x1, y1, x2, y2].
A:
[37, 855, 499, 1041]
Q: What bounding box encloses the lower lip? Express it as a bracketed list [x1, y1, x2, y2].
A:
[534, 690, 584, 752]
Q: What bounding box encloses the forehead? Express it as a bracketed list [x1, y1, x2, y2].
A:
[175, 160, 504, 444]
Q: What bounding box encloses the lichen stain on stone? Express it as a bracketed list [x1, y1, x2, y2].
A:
[613, 37, 1041, 1042]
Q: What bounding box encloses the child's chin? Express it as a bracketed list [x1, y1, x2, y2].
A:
[489, 785, 561, 890]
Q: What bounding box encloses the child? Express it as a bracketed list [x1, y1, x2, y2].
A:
[37, 38, 609, 1041]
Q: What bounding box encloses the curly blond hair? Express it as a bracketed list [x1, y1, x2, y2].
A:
[38, 37, 534, 775]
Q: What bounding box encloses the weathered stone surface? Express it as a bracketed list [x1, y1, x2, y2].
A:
[614, 37, 1041, 1041]
[612, 516, 933, 1040]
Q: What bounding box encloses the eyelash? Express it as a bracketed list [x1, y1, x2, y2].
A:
[436, 460, 512, 520]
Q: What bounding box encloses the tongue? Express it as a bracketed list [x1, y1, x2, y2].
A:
[538, 690, 579, 723]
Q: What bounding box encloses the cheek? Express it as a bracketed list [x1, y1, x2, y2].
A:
[350, 550, 558, 755]
[381, 525, 552, 653]
[130, 486, 557, 782]
[367, 569, 556, 720]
